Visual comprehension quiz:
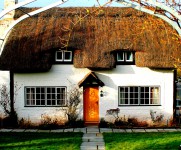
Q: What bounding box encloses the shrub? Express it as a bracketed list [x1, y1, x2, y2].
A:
[99, 118, 109, 128]
[18, 118, 36, 129]
[65, 119, 84, 128]
[64, 85, 82, 127]
[0, 83, 20, 128]
[150, 110, 164, 123]
[38, 114, 60, 130]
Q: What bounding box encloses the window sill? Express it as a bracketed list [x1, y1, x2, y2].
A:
[24, 106, 67, 107]
[118, 105, 162, 107]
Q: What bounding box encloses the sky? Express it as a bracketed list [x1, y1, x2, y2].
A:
[0, 0, 121, 12]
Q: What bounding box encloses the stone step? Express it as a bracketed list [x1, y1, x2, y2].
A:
[81, 142, 105, 146]
[82, 138, 104, 142]
[80, 145, 105, 150]
[83, 133, 103, 137]
[86, 127, 100, 133]
[81, 142, 105, 150]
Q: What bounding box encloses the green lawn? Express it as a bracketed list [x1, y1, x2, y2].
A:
[0, 132, 83, 150]
[104, 132, 181, 150]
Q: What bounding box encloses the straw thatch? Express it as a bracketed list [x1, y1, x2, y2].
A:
[0, 7, 180, 72]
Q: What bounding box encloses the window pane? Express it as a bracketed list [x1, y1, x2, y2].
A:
[130, 87, 139, 104]
[41, 88, 45, 93]
[126, 52, 133, 62]
[47, 88, 51, 93]
[26, 88, 35, 106]
[117, 52, 124, 61]
[47, 94, 51, 99]
[36, 100, 40, 105]
[52, 100, 56, 105]
[41, 100, 45, 105]
[47, 100, 51, 105]
[119, 87, 129, 104]
[52, 94, 56, 99]
[64, 51, 72, 61]
[36, 88, 40, 93]
[150, 87, 160, 104]
[57, 88, 66, 106]
[176, 85, 181, 107]
[56, 51, 63, 61]
[36, 94, 40, 99]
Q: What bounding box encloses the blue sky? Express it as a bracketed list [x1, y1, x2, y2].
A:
[0, 0, 121, 12]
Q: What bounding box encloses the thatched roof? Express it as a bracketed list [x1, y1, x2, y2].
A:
[0, 7, 180, 72]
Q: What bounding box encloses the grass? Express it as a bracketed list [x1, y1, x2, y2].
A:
[0, 132, 83, 150]
[104, 132, 181, 150]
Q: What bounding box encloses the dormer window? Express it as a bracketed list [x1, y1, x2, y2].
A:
[55, 50, 73, 63]
[117, 51, 135, 64]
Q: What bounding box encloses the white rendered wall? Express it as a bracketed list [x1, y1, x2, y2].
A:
[97, 66, 174, 124]
[14, 65, 174, 124]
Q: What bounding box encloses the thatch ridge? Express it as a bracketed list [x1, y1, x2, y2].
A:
[0, 7, 180, 72]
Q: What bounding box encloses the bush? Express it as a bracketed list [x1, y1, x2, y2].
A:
[114, 119, 128, 127]
[65, 119, 84, 128]
[38, 114, 60, 130]
[2, 112, 18, 128]
[99, 118, 109, 128]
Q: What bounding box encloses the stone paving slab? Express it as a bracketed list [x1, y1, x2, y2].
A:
[157, 129, 165, 132]
[50, 129, 64, 132]
[83, 138, 104, 142]
[132, 129, 146, 132]
[64, 128, 74, 132]
[125, 129, 133, 132]
[163, 128, 178, 132]
[74, 128, 86, 133]
[37, 130, 50, 133]
[176, 128, 181, 132]
[83, 133, 104, 142]
[11, 129, 25, 132]
[0, 129, 13, 132]
[100, 128, 112, 133]
[80, 145, 105, 150]
[86, 127, 100, 133]
[24, 129, 38, 132]
[145, 129, 158, 132]
[113, 129, 122, 132]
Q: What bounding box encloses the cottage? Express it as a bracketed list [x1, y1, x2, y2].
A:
[0, 4, 181, 125]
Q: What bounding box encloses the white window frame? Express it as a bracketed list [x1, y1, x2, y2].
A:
[125, 52, 133, 62]
[64, 51, 72, 62]
[117, 52, 134, 62]
[117, 52, 124, 62]
[55, 50, 72, 62]
[25, 86, 67, 106]
[176, 84, 181, 107]
[118, 86, 160, 106]
[56, 51, 63, 62]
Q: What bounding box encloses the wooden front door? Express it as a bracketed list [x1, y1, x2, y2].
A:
[84, 87, 99, 125]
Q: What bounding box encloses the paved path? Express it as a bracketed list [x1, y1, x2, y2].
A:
[0, 127, 181, 133]
[81, 127, 105, 150]
[1, 127, 181, 150]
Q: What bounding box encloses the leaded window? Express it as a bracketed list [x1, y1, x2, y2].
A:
[25, 87, 66, 106]
[118, 86, 160, 105]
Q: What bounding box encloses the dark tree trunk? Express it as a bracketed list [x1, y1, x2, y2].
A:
[10, 71, 14, 113]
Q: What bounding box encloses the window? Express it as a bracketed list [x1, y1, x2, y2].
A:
[25, 87, 66, 106]
[55, 50, 72, 62]
[117, 52, 134, 63]
[176, 84, 181, 107]
[118, 86, 160, 105]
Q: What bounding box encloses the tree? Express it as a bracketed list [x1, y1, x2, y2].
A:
[0, 83, 20, 127]
[64, 85, 83, 127]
